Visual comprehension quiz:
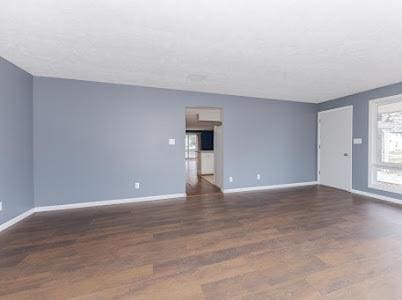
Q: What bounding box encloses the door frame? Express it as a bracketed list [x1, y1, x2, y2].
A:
[317, 105, 353, 191]
[184, 107, 224, 193]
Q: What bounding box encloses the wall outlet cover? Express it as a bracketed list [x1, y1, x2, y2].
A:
[0, 202, 2, 211]
[168, 138, 176, 145]
[229, 177, 233, 182]
[257, 174, 261, 180]
[134, 182, 140, 189]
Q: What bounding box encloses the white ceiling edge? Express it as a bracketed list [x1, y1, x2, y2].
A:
[3, 54, 401, 104]
[33, 71, 402, 104]
[1, 0, 402, 103]
[29, 68, 314, 104]
[2, 53, 313, 102]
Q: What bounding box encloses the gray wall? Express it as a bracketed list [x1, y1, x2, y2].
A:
[0, 57, 34, 224]
[3, 52, 402, 223]
[33, 77, 317, 206]
[319, 82, 402, 199]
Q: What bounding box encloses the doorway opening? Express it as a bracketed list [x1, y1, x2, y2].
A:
[185, 107, 223, 196]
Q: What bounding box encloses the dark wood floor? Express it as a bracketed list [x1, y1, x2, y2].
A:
[185, 158, 221, 196]
[2, 186, 402, 299]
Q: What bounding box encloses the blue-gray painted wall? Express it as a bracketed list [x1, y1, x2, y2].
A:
[0, 57, 34, 224]
[319, 82, 402, 200]
[33, 77, 317, 206]
[3, 52, 402, 224]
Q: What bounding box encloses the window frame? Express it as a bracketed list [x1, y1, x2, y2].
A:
[368, 94, 402, 194]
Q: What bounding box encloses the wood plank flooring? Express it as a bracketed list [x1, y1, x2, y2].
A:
[2, 186, 402, 299]
[185, 158, 221, 196]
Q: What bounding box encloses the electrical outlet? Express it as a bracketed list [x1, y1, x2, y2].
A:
[168, 138, 176, 145]
[257, 174, 261, 180]
[0, 202, 2, 211]
[134, 182, 140, 189]
[229, 176, 233, 183]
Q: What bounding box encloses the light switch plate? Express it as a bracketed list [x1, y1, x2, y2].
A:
[0, 202, 2, 211]
[353, 138, 363, 144]
[168, 138, 176, 145]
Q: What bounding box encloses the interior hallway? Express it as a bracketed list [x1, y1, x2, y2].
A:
[185, 158, 221, 196]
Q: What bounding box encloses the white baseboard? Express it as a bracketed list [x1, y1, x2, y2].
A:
[0, 208, 36, 233]
[34, 193, 186, 212]
[351, 189, 402, 206]
[0, 193, 186, 232]
[224, 181, 318, 193]
[4, 187, 402, 233]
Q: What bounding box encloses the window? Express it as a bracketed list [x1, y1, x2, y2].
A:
[185, 133, 198, 159]
[369, 95, 402, 193]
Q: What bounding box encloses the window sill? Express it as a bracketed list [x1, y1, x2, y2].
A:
[368, 182, 402, 195]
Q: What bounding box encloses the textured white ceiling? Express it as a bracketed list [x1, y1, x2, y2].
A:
[1, 0, 402, 103]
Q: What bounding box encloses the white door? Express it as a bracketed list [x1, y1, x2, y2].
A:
[319, 106, 352, 191]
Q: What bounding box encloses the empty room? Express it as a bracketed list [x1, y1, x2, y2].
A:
[1, 1, 402, 299]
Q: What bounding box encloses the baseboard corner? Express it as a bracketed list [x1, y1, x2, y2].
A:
[0, 208, 36, 233]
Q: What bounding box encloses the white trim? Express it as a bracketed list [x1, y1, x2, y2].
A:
[317, 113, 321, 182]
[368, 94, 402, 194]
[34, 193, 186, 212]
[369, 94, 402, 105]
[223, 181, 318, 193]
[351, 189, 402, 206]
[0, 208, 35, 233]
[318, 105, 354, 114]
[317, 105, 353, 192]
[0, 193, 186, 231]
[368, 99, 376, 190]
[369, 182, 402, 194]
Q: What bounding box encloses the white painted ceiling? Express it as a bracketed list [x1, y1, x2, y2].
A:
[1, 0, 402, 103]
